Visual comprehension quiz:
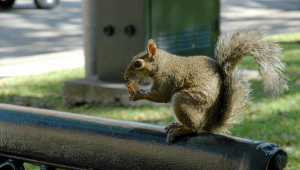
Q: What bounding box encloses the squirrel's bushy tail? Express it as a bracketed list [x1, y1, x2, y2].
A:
[214, 27, 288, 133]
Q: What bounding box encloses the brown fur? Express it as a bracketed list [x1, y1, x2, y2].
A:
[124, 28, 288, 144]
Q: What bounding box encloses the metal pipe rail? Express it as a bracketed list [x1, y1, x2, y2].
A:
[0, 103, 287, 170]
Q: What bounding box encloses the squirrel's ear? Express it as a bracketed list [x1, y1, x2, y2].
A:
[147, 39, 157, 58]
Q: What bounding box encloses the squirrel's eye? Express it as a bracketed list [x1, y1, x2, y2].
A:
[135, 61, 142, 68]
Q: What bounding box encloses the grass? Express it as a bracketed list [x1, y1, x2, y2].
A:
[1, 32, 300, 169]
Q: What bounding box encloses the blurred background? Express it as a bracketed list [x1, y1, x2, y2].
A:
[0, 0, 299, 64]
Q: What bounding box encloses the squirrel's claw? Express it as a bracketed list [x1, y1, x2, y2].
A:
[165, 125, 198, 145]
[128, 92, 134, 101]
[166, 129, 176, 145]
[129, 91, 141, 101]
[165, 123, 185, 144]
[165, 122, 185, 133]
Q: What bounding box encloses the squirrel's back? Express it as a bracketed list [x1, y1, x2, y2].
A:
[155, 49, 224, 98]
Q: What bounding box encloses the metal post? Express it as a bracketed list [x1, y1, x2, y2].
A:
[81, 0, 98, 77]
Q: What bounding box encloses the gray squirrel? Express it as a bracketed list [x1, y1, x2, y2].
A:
[124, 28, 288, 144]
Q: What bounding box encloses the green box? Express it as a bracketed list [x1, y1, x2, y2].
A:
[146, 0, 220, 57]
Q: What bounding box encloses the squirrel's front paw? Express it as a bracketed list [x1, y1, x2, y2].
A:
[129, 91, 141, 101]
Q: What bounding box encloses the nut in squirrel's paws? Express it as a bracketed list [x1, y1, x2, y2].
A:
[126, 80, 141, 101]
[126, 80, 140, 93]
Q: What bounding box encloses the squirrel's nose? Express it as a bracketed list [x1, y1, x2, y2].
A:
[125, 76, 128, 80]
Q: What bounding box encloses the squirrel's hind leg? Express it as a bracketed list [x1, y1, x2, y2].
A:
[166, 126, 197, 145]
[166, 91, 210, 144]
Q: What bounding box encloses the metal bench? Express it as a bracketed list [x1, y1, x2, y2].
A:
[0, 103, 287, 170]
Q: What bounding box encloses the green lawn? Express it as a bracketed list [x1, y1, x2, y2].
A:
[1, 32, 300, 169]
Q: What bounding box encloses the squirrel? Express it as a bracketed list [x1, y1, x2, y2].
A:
[124, 28, 288, 144]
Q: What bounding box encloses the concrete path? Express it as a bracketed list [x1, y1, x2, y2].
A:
[0, 0, 299, 77]
[0, 0, 82, 59]
[221, 0, 300, 34]
[0, 49, 84, 78]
